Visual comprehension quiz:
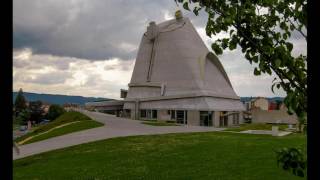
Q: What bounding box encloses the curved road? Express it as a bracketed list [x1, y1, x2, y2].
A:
[13, 110, 224, 160]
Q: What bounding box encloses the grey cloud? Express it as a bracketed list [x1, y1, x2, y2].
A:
[13, 0, 181, 60]
[24, 71, 71, 85]
[13, 59, 29, 68]
[13, 52, 76, 70]
[103, 59, 135, 71]
[104, 66, 116, 71]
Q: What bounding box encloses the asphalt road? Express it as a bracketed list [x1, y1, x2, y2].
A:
[13, 109, 224, 160]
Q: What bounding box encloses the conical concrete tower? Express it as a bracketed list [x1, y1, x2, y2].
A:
[123, 11, 245, 127]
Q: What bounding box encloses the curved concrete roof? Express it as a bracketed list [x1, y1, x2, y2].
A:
[125, 16, 244, 111]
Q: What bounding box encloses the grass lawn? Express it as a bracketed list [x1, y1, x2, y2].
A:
[15, 111, 103, 145]
[142, 121, 179, 126]
[13, 132, 306, 180]
[224, 123, 289, 132]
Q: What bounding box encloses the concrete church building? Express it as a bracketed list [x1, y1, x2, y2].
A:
[86, 11, 245, 127]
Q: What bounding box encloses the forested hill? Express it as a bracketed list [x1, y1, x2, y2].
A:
[240, 97, 285, 102]
[12, 92, 113, 105]
[13, 91, 284, 105]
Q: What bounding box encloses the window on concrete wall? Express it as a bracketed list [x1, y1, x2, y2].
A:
[140, 109, 146, 118]
[152, 110, 157, 119]
[219, 111, 228, 127]
[141, 109, 157, 120]
[124, 109, 131, 118]
[176, 110, 187, 124]
[185, 110, 188, 124]
[171, 110, 176, 120]
[146, 110, 152, 119]
[232, 113, 239, 125]
[200, 111, 213, 126]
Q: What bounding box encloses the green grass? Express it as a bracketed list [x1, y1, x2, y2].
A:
[13, 132, 306, 180]
[142, 121, 179, 126]
[15, 111, 103, 144]
[24, 121, 103, 144]
[224, 123, 289, 132]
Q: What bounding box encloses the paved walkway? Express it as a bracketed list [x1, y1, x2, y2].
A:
[13, 110, 224, 160]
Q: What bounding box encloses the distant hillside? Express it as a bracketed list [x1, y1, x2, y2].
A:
[12, 92, 113, 105]
[240, 97, 285, 102]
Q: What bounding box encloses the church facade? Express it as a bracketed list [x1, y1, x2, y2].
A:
[86, 11, 245, 127]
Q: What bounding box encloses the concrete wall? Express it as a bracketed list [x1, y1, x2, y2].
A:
[187, 110, 199, 126]
[158, 110, 170, 121]
[213, 111, 220, 127]
[251, 108, 298, 124]
[130, 110, 135, 119]
[127, 86, 161, 99]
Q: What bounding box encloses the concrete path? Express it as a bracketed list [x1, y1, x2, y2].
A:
[13, 109, 224, 160]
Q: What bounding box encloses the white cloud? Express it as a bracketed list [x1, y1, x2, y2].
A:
[13, 49, 134, 99]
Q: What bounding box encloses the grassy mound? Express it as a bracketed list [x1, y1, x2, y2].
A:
[13, 132, 306, 180]
[15, 111, 103, 144]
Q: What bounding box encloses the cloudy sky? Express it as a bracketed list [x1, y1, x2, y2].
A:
[13, 0, 306, 99]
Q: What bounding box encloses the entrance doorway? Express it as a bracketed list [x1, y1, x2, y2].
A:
[200, 111, 213, 126]
[219, 111, 228, 127]
[176, 110, 187, 125]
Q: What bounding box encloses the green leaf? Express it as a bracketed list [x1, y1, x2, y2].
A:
[275, 59, 281, 67]
[221, 38, 229, 49]
[283, 33, 288, 39]
[266, 68, 272, 75]
[280, 22, 287, 30]
[211, 43, 223, 55]
[275, 32, 281, 40]
[254, 68, 261, 75]
[225, 17, 232, 24]
[193, 7, 199, 16]
[271, 83, 276, 93]
[290, 24, 295, 30]
[183, 2, 190, 11]
[229, 39, 237, 50]
[229, 29, 235, 35]
[286, 42, 293, 52]
[245, 52, 251, 60]
[253, 56, 259, 63]
[259, 62, 265, 71]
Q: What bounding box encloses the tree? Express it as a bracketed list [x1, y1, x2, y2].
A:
[175, 0, 307, 121]
[14, 88, 27, 116]
[29, 101, 44, 124]
[47, 104, 66, 120]
[175, 0, 307, 177]
[16, 109, 31, 125]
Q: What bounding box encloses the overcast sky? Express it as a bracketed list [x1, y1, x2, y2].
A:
[13, 0, 306, 99]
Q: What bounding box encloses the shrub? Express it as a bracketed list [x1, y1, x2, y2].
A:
[165, 120, 176, 123]
[47, 104, 66, 121]
[275, 147, 307, 177]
